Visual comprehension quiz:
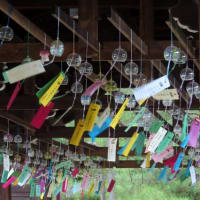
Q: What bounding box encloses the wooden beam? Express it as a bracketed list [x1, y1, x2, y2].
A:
[0, 111, 35, 134]
[52, 7, 98, 52]
[0, 0, 53, 47]
[107, 8, 148, 55]
[166, 19, 200, 71]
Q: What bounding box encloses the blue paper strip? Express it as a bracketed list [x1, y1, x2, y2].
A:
[158, 166, 168, 181]
[173, 152, 184, 171]
[180, 134, 190, 148]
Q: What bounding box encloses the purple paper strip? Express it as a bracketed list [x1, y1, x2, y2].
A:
[56, 193, 60, 200]
[188, 118, 200, 148]
[40, 178, 45, 193]
[33, 168, 45, 178]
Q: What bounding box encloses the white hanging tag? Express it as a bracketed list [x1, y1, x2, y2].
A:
[96, 107, 110, 128]
[3, 60, 45, 84]
[133, 75, 170, 102]
[147, 127, 167, 153]
[3, 154, 10, 171]
[107, 138, 118, 162]
[190, 166, 196, 185]
[153, 89, 179, 100]
[7, 168, 14, 179]
[18, 172, 31, 186]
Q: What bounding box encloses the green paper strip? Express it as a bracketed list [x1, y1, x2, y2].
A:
[55, 161, 69, 170]
[149, 120, 164, 134]
[0, 153, 3, 164]
[181, 114, 188, 142]
[35, 184, 41, 197]
[30, 181, 36, 198]
[36, 73, 64, 99]
[125, 107, 146, 132]
[156, 132, 174, 153]
[135, 132, 146, 157]
[18, 165, 31, 184]
[1, 170, 8, 183]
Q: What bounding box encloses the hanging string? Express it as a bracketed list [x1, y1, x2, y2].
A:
[130, 29, 133, 62]
[73, 20, 75, 54]
[44, 33, 47, 50]
[82, 76, 88, 119]
[26, 19, 30, 58]
[43, 7, 60, 67]
[140, 40, 143, 73]
[119, 18, 121, 48]
[95, 43, 102, 102]
[86, 32, 89, 62]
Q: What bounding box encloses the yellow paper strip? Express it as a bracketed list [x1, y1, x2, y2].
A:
[146, 152, 151, 168]
[88, 183, 95, 195]
[40, 193, 44, 200]
[110, 98, 129, 129]
[122, 132, 139, 156]
[70, 120, 85, 146]
[39, 73, 64, 107]
[85, 103, 101, 131]
[99, 181, 105, 192]
[138, 98, 146, 106]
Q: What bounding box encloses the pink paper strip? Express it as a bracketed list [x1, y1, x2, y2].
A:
[40, 179, 45, 193]
[30, 102, 54, 129]
[3, 176, 16, 189]
[152, 146, 174, 163]
[107, 179, 115, 192]
[145, 134, 155, 153]
[62, 177, 68, 193]
[72, 168, 79, 177]
[188, 118, 200, 148]
[82, 80, 106, 97]
[7, 81, 21, 111]
[163, 153, 179, 173]
[81, 174, 89, 198]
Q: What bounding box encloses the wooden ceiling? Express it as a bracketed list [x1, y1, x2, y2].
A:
[0, 0, 199, 168]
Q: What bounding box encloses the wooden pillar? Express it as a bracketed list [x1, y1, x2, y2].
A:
[78, 0, 98, 53]
[140, 0, 154, 79]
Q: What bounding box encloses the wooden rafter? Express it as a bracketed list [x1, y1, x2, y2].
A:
[52, 7, 98, 52]
[166, 19, 200, 71]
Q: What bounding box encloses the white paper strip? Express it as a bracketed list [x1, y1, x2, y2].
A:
[18, 172, 31, 186]
[153, 89, 179, 100]
[133, 75, 170, 102]
[7, 168, 14, 179]
[3, 60, 45, 84]
[190, 166, 196, 185]
[147, 127, 167, 153]
[107, 138, 118, 162]
[47, 182, 55, 198]
[96, 107, 110, 128]
[3, 154, 10, 171]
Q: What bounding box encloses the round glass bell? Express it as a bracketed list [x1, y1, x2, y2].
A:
[22, 56, 33, 64]
[143, 110, 152, 121]
[0, 26, 14, 41]
[52, 155, 60, 163]
[195, 88, 200, 99]
[26, 157, 32, 165]
[114, 91, 125, 104]
[65, 149, 73, 158]
[112, 47, 127, 62]
[133, 73, 147, 86]
[188, 149, 195, 157]
[162, 100, 173, 107]
[173, 50, 187, 64]
[81, 95, 91, 106]
[28, 148, 35, 158]
[103, 80, 118, 92]
[14, 154, 21, 163]
[41, 160, 47, 167]
[50, 39, 64, 57]
[127, 96, 136, 108]
[164, 46, 181, 62]
[14, 134, 22, 143]
[33, 159, 40, 165]
[36, 150, 43, 158]
[3, 133, 13, 143]
[56, 148, 64, 156]
[80, 154, 87, 161]
[66, 53, 82, 67]
[61, 75, 69, 86]
[44, 152, 51, 160]
[186, 81, 199, 97]
[124, 62, 138, 75]
[71, 82, 83, 93]
[180, 67, 194, 81]
[78, 62, 93, 76]
[173, 124, 182, 137]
